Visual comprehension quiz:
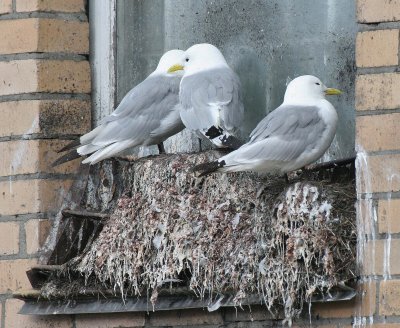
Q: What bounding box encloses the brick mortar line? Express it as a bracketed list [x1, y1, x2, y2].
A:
[0, 253, 39, 261]
[0, 53, 88, 62]
[0, 172, 77, 182]
[0, 93, 90, 103]
[360, 149, 400, 157]
[360, 191, 400, 200]
[0, 213, 46, 222]
[18, 221, 27, 258]
[0, 134, 81, 143]
[0, 12, 87, 22]
[357, 66, 400, 75]
[1, 299, 4, 328]
[361, 232, 400, 240]
[358, 21, 400, 31]
[356, 108, 400, 116]
[356, 149, 400, 157]
[376, 278, 381, 320]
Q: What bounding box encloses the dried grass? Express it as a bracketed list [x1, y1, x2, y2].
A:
[43, 153, 356, 324]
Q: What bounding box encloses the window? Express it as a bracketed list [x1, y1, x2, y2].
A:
[91, 0, 356, 159]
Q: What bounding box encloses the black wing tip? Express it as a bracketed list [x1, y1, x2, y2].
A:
[205, 126, 223, 139]
[220, 135, 243, 150]
[191, 160, 226, 177]
[57, 139, 81, 153]
[52, 150, 81, 167]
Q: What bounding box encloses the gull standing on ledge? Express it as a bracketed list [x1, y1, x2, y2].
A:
[193, 75, 342, 176]
[167, 43, 244, 149]
[53, 49, 186, 166]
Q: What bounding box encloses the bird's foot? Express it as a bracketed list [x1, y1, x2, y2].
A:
[157, 143, 166, 154]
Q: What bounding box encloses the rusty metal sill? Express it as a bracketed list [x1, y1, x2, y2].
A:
[17, 289, 355, 316]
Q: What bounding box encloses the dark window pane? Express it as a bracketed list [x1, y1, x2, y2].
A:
[116, 0, 356, 159]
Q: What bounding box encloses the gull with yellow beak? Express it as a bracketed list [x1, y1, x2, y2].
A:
[53, 49, 186, 166]
[193, 75, 342, 176]
[168, 43, 244, 149]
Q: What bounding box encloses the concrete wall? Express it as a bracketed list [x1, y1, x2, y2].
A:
[0, 0, 399, 327]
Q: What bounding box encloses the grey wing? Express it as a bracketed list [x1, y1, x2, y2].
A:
[91, 75, 181, 147]
[180, 68, 243, 133]
[231, 105, 327, 163]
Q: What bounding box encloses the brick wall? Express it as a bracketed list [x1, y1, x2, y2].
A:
[0, 0, 399, 327]
[0, 0, 90, 327]
[354, 0, 400, 327]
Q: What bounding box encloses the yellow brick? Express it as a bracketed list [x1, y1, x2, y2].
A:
[0, 140, 80, 176]
[0, 0, 12, 14]
[0, 60, 39, 96]
[379, 280, 400, 315]
[0, 259, 37, 293]
[37, 60, 91, 94]
[0, 222, 19, 255]
[0, 19, 39, 54]
[75, 313, 145, 328]
[355, 281, 377, 317]
[0, 60, 90, 96]
[356, 73, 400, 111]
[0, 18, 88, 55]
[358, 0, 400, 23]
[0, 101, 40, 137]
[17, 0, 85, 13]
[25, 219, 51, 254]
[356, 30, 399, 68]
[356, 154, 400, 193]
[357, 199, 375, 235]
[379, 199, 400, 234]
[147, 308, 224, 326]
[0, 179, 73, 216]
[5, 299, 73, 328]
[362, 239, 400, 276]
[0, 100, 91, 138]
[0, 140, 39, 176]
[356, 113, 400, 152]
[38, 139, 82, 174]
[38, 19, 88, 54]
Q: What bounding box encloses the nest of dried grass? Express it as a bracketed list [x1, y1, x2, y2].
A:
[43, 152, 356, 323]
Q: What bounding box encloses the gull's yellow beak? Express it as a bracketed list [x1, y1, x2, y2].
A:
[325, 88, 342, 96]
[167, 64, 184, 73]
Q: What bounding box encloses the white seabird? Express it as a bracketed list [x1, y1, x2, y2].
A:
[167, 43, 244, 149]
[193, 75, 342, 176]
[53, 49, 186, 166]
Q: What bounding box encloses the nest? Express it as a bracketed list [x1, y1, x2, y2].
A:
[42, 152, 356, 324]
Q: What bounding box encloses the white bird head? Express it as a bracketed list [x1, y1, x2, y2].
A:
[167, 43, 229, 76]
[154, 49, 186, 76]
[283, 75, 342, 105]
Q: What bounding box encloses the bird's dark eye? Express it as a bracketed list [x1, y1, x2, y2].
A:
[185, 58, 189, 62]
[315, 82, 320, 85]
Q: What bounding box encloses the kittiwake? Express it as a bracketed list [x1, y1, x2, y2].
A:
[167, 43, 244, 149]
[193, 75, 342, 176]
[53, 49, 186, 166]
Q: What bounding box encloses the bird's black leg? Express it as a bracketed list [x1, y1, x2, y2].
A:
[284, 173, 289, 183]
[157, 143, 166, 154]
[198, 138, 203, 152]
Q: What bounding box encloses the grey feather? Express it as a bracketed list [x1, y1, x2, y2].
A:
[180, 67, 244, 137]
[54, 73, 184, 166]
[220, 105, 328, 171]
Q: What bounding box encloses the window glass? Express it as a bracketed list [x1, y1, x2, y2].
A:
[116, 0, 356, 159]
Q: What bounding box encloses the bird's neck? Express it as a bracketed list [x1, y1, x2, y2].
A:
[184, 62, 229, 77]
